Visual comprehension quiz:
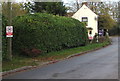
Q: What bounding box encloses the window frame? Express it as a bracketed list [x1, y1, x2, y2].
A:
[82, 17, 88, 22]
[82, 17, 88, 26]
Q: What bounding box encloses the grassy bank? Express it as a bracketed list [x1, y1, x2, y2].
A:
[2, 41, 110, 72]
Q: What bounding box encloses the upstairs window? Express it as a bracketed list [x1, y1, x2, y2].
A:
[82, 17, 88, 26]
[82, 17, 88, 22]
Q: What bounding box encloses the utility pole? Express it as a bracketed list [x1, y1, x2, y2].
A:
[7, 1, 12, 60]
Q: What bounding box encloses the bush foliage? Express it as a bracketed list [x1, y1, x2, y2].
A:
[11, 13, 88, 56]
[2, 15, 7, 59]
[22, 48, 42, 57]
[109, 23, 120, 36]
[98, 14, 116, 30]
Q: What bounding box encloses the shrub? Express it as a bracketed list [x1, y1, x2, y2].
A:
[12, 13, 88, 56]
[2, 15, 8, 59]
[92, 34, 111, 44]
[22, 48, 42, 57]
[108, 23, 120, 36]
[92, 33, 98, 43]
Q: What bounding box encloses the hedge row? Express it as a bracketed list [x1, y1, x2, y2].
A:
[2, 15, 7, 59]
[108, 24, 120, 36]
[5, 13, 88, 57]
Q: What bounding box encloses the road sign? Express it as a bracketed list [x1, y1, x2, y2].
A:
[6, 26, 13, 37]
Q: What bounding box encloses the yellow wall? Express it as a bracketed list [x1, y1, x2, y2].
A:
[72, 4, 98, 39]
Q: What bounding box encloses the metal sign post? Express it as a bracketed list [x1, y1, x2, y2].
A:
[7, 2, 12, 60]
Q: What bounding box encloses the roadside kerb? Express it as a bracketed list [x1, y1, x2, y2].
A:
[1, 43, 111, 77]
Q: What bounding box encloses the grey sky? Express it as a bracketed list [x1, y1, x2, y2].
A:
[7, 0, 119, 3]
[63, 0, 119, 4]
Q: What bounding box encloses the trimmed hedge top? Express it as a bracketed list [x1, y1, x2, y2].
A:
[13, 13, 88, 54]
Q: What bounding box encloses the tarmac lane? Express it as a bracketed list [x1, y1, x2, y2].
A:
[3, 37, 118, 79]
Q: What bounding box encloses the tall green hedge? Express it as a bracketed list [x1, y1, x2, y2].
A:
[2, 15, 7, 59]
[108, 23, 120, 36]
[13, 13, 88, 54]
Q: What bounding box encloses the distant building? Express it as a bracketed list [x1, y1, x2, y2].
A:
[72, 3, 98, 40]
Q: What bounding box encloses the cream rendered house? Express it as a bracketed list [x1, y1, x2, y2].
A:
[72, 4, 98, 40]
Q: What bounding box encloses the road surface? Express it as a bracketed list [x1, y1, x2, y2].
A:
[3, 37, 118, 79]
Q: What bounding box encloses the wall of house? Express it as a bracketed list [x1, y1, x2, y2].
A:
[72, 4, 98, 39]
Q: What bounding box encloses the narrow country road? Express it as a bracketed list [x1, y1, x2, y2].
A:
[3, 37, 118, 79]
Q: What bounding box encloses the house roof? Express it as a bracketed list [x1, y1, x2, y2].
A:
[72, 4, 98, 17]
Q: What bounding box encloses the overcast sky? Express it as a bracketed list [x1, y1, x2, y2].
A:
[13, 0, 119, 3]
[63, 0, 119, 3]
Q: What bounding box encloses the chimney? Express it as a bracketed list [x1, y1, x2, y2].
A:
[82, 2, 88, 6]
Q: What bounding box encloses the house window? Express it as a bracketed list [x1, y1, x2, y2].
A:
[82, 17, 88, 22]
[82, 17, 88, 25]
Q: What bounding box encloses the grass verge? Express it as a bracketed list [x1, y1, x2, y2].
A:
[2, 41, 110, 72]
